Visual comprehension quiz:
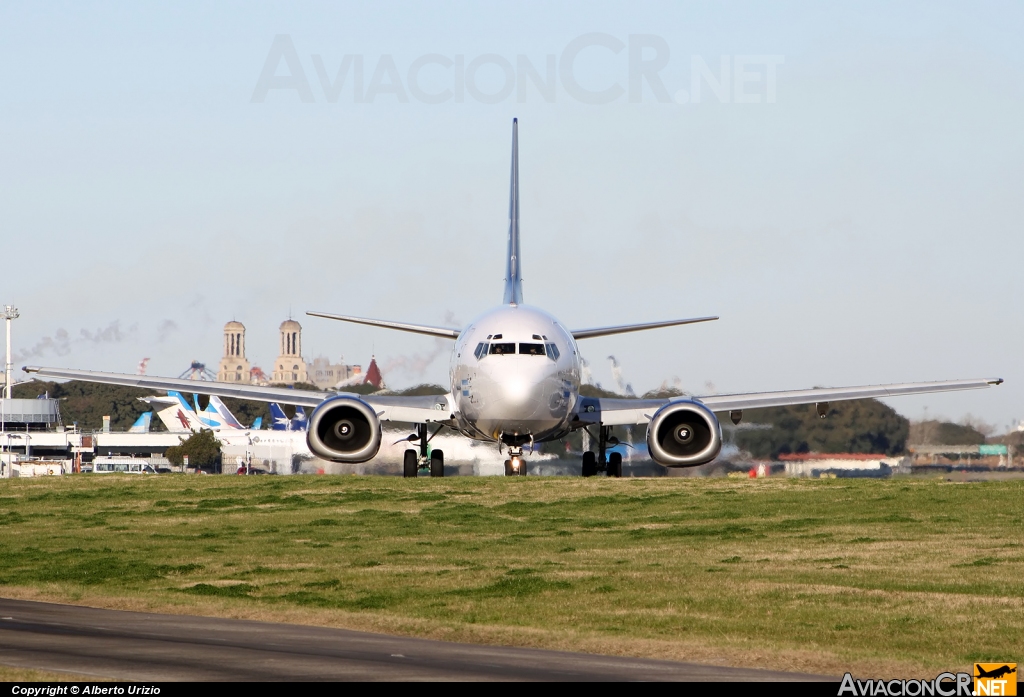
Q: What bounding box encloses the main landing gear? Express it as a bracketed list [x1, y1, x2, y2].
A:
[504, 446, 527, 476]
[402, 423, 444, 478]
[582, 425, 622, 478]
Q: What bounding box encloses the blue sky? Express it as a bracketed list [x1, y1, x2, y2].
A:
[2, 1, 1022, 429]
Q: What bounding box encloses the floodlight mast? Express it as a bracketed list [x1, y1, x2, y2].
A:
[3, 305, 19, 400]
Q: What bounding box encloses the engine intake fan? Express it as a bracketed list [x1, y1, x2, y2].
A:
[306, 395, 382, 463]
[647, 400, 722, 467]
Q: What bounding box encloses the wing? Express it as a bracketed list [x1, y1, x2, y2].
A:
[698, 378, 1003, 412]
[571, 316, 718, 340]
[575, 378, 1003, 426]
[306, 312, 461, 339]
[22, 366, 454, 424]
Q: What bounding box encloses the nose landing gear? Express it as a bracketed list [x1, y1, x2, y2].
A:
[504, 446, 527, 476]
[581, 424, 623, 478]
[402, 423, 445, 478]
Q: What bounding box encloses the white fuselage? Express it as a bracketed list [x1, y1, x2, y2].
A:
[449, 305, 582, 445]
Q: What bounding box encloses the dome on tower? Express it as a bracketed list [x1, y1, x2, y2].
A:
[280, 319, 301, 331]
[224, 320, 245, 331]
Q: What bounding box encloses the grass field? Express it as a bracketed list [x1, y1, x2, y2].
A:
[0, 474, 1020, 676]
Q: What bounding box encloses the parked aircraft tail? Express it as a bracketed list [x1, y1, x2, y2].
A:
[270, 403, 291, 431]
[139, 394, 197, 432]
[209, 395, 244, 429]
[128, 412, 152, 433]
[292, 406, 308, 431]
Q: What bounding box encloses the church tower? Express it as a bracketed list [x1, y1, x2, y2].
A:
[217, 321, 251, 383]
[272, 319, 309, 385]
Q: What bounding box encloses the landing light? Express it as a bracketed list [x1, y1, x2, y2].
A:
[505, 377, 530, 403]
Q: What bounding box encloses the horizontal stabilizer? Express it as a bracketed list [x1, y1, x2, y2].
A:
[571, 316, 718, 340]
[306, 312, 461, 339]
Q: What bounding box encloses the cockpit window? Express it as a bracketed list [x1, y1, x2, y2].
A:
[519, 343, 545, 356]
[545, 343, 560, 360]
[489, 342, 515, 355]
[474, 342, 488, 360]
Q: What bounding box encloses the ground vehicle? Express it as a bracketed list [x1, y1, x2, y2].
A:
[91, 457, 157, 474]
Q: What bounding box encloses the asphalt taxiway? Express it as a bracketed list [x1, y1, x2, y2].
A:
[0, 598, 829, 681]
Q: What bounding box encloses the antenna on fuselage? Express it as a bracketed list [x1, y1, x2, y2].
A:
[503, 118, 523, 306]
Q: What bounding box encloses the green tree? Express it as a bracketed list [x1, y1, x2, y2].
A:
[165, 429, 222, 470]
[391, 383, 448, 396]
[733, 399, 909, 458]
[579, 384, 623, 398]
[908, 420, 987, 446]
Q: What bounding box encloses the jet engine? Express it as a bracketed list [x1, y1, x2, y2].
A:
[646, 400, 723, 467]
[306, 395, 382, 463]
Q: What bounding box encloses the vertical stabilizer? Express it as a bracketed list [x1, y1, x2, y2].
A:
[270, 403, 291, 430]
[128, 412, 152, 434]
[209, 395, 244, 429]
[503, 118, 523, 305]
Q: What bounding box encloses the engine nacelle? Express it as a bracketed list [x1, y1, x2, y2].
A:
[306, 395, 382, 463]
[647, 400, 723, 467]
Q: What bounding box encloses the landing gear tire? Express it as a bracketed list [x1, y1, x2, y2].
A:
[607, 451, 622, 478]
[582, 451, 597, 477]
[504, 459, 527, 476]
[403, 450, 418, 478]
[430, 450, 445, 478]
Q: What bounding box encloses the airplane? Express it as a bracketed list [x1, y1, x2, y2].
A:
[25, 119, 1003, 478]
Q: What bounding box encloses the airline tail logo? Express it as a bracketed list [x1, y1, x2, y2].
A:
[975, 664, 1016, 696]
[175, 409, 192, 430]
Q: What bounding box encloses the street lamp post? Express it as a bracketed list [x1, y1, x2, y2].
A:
[2, 305, 19, 401]
[6, 433, 28, 476]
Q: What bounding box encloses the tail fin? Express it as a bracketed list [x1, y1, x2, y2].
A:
[292, 406, 308, 431]
[209, 395, 244, 429]
[170, 391, 206, 431]
[270, 403, 291, 430]
[503, 118, 523, 305]
[139, 392, 201, 432]
[200, 402, 225, 429]
[128, 412, 152, 433]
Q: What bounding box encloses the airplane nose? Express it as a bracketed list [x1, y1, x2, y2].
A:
[503, 375, 532, 404]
